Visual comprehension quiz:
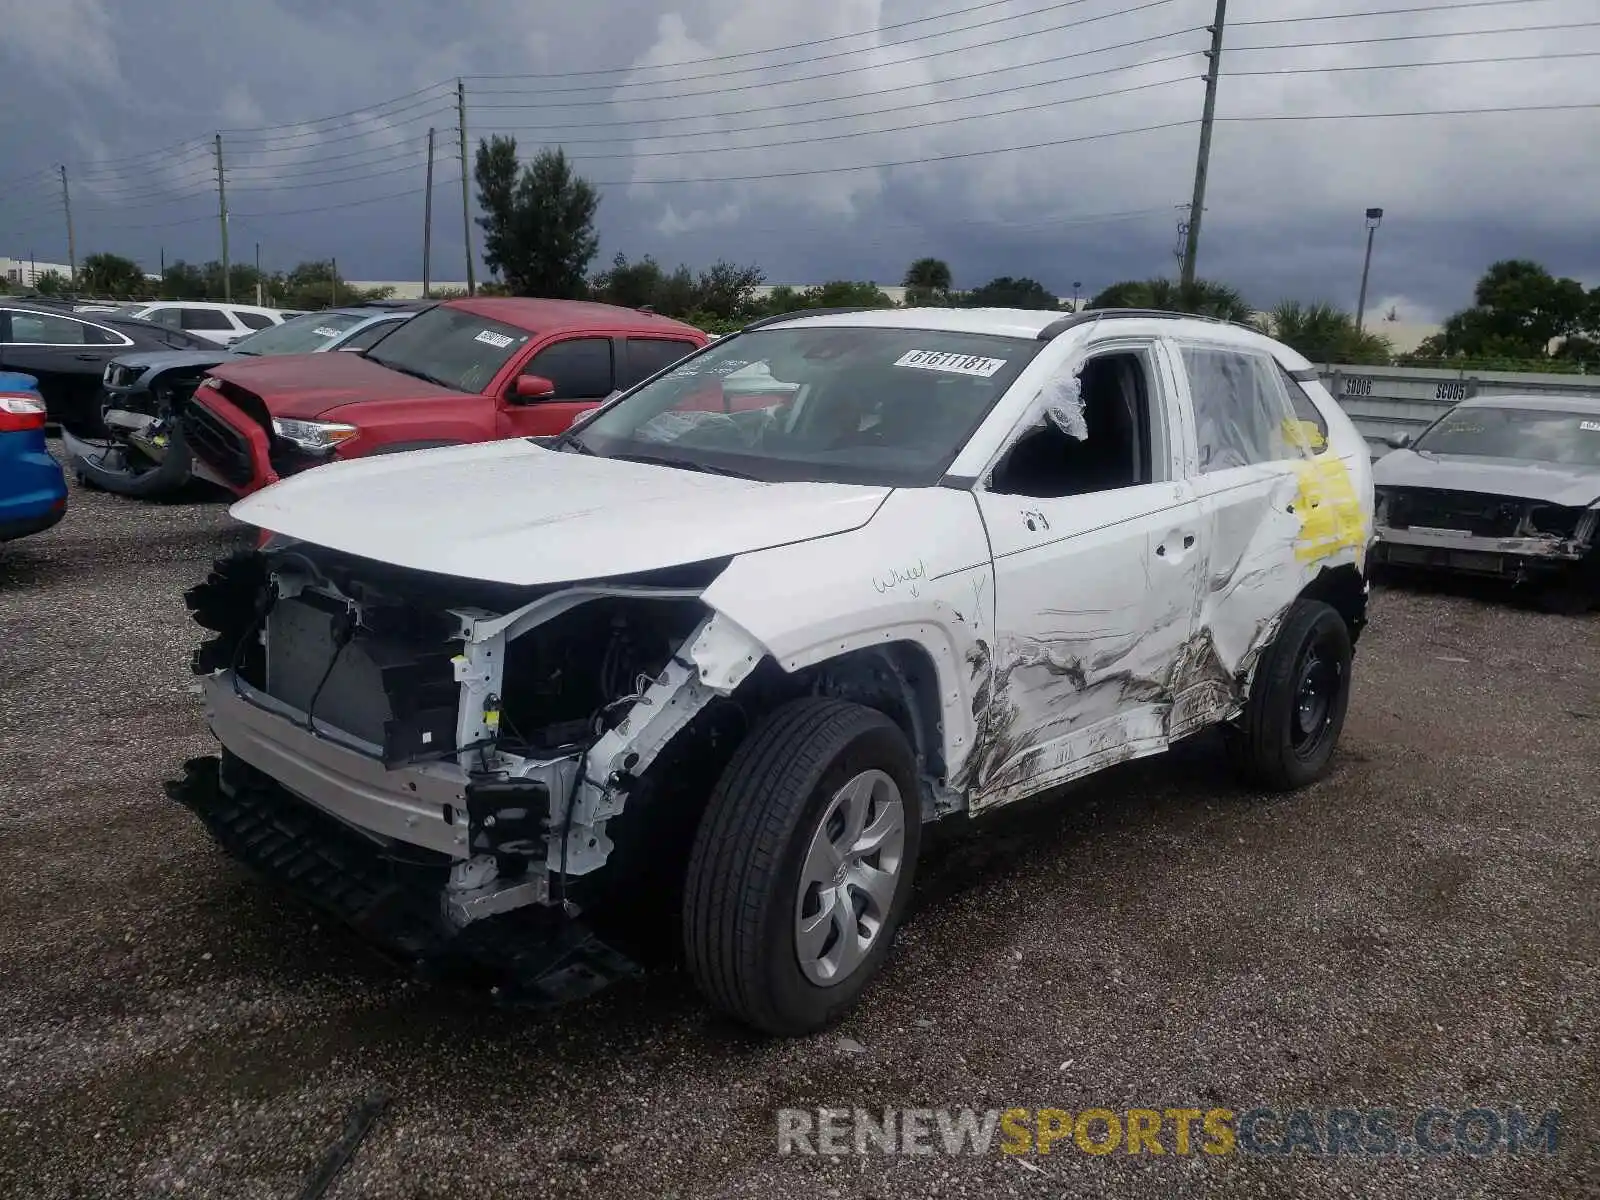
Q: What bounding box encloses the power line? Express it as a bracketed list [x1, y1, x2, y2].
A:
[1228, 17, 1600, 50]
[1230, 48, 1600, 76]
[561, 74, 1197, 164]
[216, 79, 456, 136]
[479, 28, 1198, 138]
[469, 0, 1188, 101]
[470, 0, 1152, 82]
[1232, 0, 1565, 25]
[582, 98, 1600, 187]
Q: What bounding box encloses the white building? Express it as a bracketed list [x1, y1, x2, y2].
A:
[1, 256, 74, 288]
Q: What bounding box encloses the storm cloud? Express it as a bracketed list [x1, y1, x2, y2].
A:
[0, 0, 1594, 320]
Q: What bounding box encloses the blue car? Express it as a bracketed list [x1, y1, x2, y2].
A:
[0, 371, 68, 542]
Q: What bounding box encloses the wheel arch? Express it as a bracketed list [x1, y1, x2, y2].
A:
[1297, 560, 1369, 645]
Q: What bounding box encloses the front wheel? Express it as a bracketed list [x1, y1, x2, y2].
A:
[682, 698, 922, 1036]
[1225, 599, 1354, 792]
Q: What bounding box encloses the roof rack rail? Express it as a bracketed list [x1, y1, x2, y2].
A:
[740, 306, 877, 332]
[1036, 307, 1260, 341]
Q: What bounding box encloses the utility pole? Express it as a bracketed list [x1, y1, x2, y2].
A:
[331, 256, 339, 307]
[215, 133, 231, 301]
[457, 79, 476, 296]
[423, 126, 435, 298]
[1356, 208, 1384, 333]
[255, 242, 263, 305]
[1180, 0, 1227, 289]
[58, 166, 76, 287]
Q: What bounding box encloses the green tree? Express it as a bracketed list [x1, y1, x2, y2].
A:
[1424, 260, 1591, 360]
[269, 260, 391, 310]
[591, 252, 667, 310]
[1260, 300, 1392, 365]
[32, 270, 68, 296]
[1087, 277, 1254, 323]
[961, 276, 1060, 310]
[798, 280, 895, 309]
[693, 260, 766, 320]
[78, 252, 149, 298]
[474, 137, 600, 298]
[161, 260, 208, 299]
[902, 257, 953, 306]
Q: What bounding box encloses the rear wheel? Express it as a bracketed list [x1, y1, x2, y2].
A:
[1226, 599, 1353, 792]
[682, 698, 921, 1036]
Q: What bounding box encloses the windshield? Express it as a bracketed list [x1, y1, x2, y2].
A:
[567, 325, 1041, 485]
[230, 311, 365, 356]
[1413, 405, 1600, 467]
[365, 306, 531, 393]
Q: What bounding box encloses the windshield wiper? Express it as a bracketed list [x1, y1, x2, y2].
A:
[552, 430, 595, 454]
[612, 451, 757, 480]
[370, 358, 452, 389]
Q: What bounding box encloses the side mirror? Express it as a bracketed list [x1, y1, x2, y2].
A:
[514, 374, 556, 401]
[1384, 432, 1413, 450]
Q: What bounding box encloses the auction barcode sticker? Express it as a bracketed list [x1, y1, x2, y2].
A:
[1581, 420, 1600, 432]
[474, 330, 515, 349]
[894, 350, 1007, 378]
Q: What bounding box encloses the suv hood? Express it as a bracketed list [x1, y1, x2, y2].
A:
[111, 349, 235, 377]
[209, 351, 463, 419]
[233, 438, 891, 586]
[1374, 449, 1600, 508]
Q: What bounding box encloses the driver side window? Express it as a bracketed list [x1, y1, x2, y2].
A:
[989, 349, 1159, 498]
[522, 337, 614, 400]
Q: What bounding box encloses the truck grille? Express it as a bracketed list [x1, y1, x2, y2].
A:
[181, 398, 255, 486]
[1385, 488, 1526, 538]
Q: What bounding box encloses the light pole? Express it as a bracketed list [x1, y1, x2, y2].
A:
[1356, 207, 1384, 333]
[1072, 280, 1082, 312]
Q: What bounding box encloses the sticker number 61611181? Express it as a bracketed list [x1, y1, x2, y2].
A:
[893, 349, 1007, 378]
[474, 330, 515, 349]
[1581, 420, 1600, 433]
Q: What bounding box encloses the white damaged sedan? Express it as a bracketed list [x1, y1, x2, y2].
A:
[172, 306, 1374, 1035]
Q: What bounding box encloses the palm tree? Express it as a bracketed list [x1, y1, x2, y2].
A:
[1086, 277, 1253, 323]
[1265, 300, 1393, 365]
[902, 257, 953, 293]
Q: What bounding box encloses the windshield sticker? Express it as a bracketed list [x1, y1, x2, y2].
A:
[474, 330, 515, 349]
[894, 350, 1007, 378]
[312, 327, 341, 338]
[669, 358, 752, 378]
[1581, 420, 1600, 432]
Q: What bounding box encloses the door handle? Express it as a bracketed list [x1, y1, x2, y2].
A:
[74, 353, 104, 362]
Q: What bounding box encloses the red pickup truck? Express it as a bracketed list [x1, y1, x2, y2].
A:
[180, 297, 708, 496]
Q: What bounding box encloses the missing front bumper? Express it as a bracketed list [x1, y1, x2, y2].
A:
[1373, 524, 1589, 579]
[166, 754, 640, 1005]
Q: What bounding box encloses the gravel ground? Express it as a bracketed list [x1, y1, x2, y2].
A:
[1, 453, 1596, 1199]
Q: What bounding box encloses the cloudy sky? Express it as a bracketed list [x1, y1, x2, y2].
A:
[0, 0, 1595, 322]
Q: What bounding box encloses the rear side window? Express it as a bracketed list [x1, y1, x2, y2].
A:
[1280, 369, 1330, 452]
[143, 307, 182, 328]
[619, 337, 699, 389]
[4, 311, 125, 346]
[180, 308, 234, 331]
[1180, 346, 1310, 472]
[236, 311, 274, 330]
[523, 337, 614, 399]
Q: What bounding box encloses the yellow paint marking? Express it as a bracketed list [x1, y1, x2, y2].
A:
[1292, 454, 1367, 563]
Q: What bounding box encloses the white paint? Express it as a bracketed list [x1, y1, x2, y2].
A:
[239, 307, 1375, 831]
[233, 437, 891, 586]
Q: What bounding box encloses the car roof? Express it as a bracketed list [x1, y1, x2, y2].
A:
[134, 300, 283, 315]
[747, 305, 1302, 361]
[444, 295, 703, 337]
[1456, 392, 1600, 416]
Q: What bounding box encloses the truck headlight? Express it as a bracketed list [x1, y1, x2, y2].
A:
[271, 418, 359, 454]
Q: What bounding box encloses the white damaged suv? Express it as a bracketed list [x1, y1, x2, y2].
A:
[172, 306, 1374, 1035]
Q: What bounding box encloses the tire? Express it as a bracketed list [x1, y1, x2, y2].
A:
[63, 427, 194, 498]
[682, 697, 922, 1036]
[1225, 599, 1353, 792]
